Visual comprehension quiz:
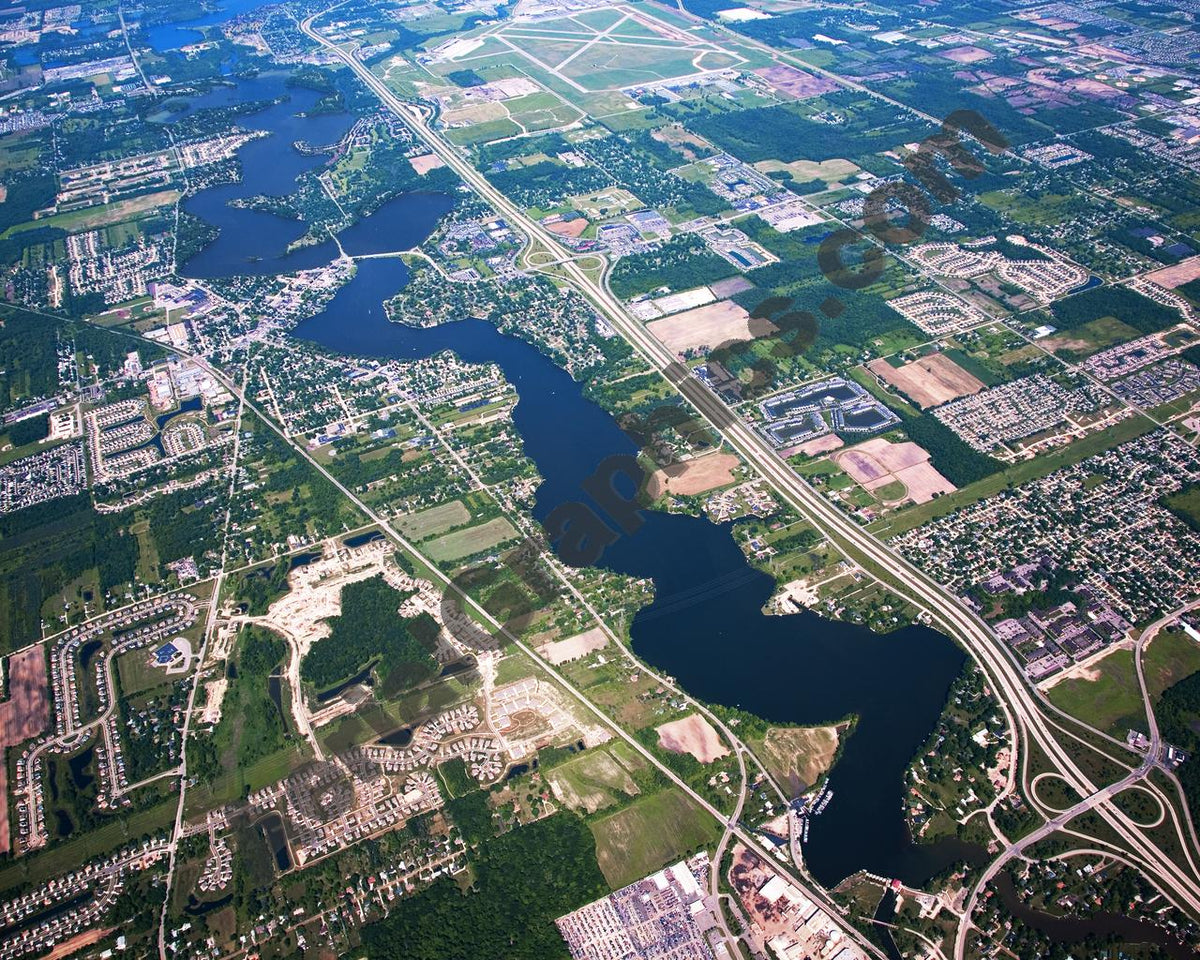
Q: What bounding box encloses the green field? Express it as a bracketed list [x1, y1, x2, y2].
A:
[0, 190, 179, 239]
[1164, 484, 1200, 533]
[1144, 628, 1200, 704]
[1046, 648, 1145, 737]
[547, 743, 646, 814]
[445, 117, 522, 146]
[1042, 316, 1142, 358]
[0, 800, 177, 894]
[397, 499, 472, 540]
[506, 92, 584, 132]
[426, 516, 519, 563]
[561, 45, 739, 91]
[589, 786, 719, 887]
[977, 189, 1084, 227]
[1046, 628, 1200, 736]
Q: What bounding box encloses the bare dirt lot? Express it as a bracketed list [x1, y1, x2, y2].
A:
[0, 644, 50, 854]
[410, 154, 447, 176]
[646, 300, 755, 355]
[709, 275, 755, 298]
[648, 452, 739, 498]
[754, 724, 840, 793]
[546, 217, 589, 238]
[1145, 256, 1200, 289]
[795, 434, 844, 457]
[43, 927, 116, 960]
[537, 626, 609, 666]
[753, 64, 840, 99]
[941, 44, 993, 63]
[834, 437, 956, 505]
[656, 713, 730, 763]
[866, 353, 985, 409]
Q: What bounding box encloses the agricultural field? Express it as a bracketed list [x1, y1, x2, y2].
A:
[425, 516, 520, 563]
[588, 786, 720, 887]
[546, 742, 648, 814]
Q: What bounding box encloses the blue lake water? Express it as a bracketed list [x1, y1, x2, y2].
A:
[146, 0, 270, 52]
[177, 75, 455, 276]
[180, 76, 982, 887]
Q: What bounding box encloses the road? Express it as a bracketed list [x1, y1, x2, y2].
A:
[158, 359, 251, 959]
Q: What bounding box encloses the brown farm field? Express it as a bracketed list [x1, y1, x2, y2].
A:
[410, 153, 446, 175]
[866, 353, 984, 410]
[655, 713, 729, 763]
[646, 301, 757, 355]
[648, 452, 739, 498]
[1145, 256, 1200, 289]
[834, 437, 955, 505]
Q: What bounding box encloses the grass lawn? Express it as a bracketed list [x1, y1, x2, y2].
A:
[115, 646, 174, 696]
[426, 517, 519, 563]
[1144, 627, 1200, 704]
[397, 500, 471, 540]
[589, 786, 719, 888]
[1045, 648, 1145, 737]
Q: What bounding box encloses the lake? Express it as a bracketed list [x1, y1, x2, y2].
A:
[146, 0, 271, 52]
[182, 71, 978, 888]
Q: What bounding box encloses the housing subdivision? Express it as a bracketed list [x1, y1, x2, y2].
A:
[0, 442, 86, 514]
[884, 289, 987, 336]
[757, 376, 899, 449]
[892, 431, 1200, 678]
[930, 373, 1111, 458]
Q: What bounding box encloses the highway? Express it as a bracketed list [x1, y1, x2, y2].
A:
[299, 11, 1200, 953]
